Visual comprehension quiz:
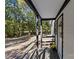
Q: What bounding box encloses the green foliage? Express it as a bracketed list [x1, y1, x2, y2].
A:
[42, 21, 51, 34]
[26, 11, 36, 33]
[5, 0, 36, 37]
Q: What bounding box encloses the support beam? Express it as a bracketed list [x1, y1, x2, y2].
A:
[36, 16, 39, 59]
[36, 16, 39, 48]
[40, 19, 42, 48]
[42, 18, 56, 21]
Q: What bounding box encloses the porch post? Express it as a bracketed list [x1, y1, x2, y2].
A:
[40, 19, 42, 48]
[51, 20, 55, 36]
[36, 15, 39, 59]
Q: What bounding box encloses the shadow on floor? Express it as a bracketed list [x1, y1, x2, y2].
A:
[22, 48, 60, 59]
[50, 48, 60, 59]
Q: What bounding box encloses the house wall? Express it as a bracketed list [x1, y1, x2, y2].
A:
[56, 0, 74, 59]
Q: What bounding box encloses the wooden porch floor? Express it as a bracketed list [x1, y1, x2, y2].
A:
[23, 48, 60, 59]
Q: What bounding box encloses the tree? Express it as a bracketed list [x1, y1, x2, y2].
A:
[42, 21, 51, 34]
[5, 0, 36, 38]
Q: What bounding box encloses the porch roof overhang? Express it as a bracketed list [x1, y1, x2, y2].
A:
[25, 0, 70, 19]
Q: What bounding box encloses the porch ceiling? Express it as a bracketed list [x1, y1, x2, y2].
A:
[31, 0, 65, 18]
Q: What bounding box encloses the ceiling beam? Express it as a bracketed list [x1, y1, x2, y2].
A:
[42, 18, 56, 21]
[55, 0, 70, 19]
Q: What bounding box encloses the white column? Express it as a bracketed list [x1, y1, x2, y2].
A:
[51, 20, 55, 36]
